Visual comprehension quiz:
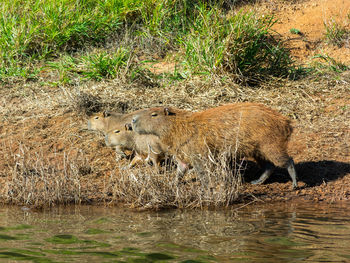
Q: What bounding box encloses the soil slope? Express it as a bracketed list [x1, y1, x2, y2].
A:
[0, 0, 349, 208]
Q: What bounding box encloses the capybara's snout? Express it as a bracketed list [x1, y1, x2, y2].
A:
[125, 123, 132, 131]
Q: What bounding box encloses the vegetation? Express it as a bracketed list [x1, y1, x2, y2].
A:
[1, 0, 350, 209]
[0, 0, 300, 84]
[324, 17, 350, 47]
[110, 151, 244, 209]
[290, 28, 302, 35]
[311, 54, 349, 73]
[0, 0, 122, 80]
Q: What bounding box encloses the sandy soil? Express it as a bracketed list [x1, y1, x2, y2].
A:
[0, 0, 349, 208]
[264, 0, 350, 64]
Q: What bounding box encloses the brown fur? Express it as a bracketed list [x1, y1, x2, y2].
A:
[105, 129, 168, 171]
[132, 103, 297, 188]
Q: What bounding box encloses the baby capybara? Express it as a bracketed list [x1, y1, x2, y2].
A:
[105, 126, 168, 171]
[131, 103, 297, 189]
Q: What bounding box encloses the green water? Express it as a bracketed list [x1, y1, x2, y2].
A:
[1, 202, 350, 262]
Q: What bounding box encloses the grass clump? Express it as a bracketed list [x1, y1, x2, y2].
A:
[48, 48, 134, 83]
[108, 149, 244, 209]
[179, 7, 295, 83]
[324, 17, 350, 48]
[81, 49, 132, 80]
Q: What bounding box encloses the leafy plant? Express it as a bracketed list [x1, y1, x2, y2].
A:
[290, 28, 302, 35]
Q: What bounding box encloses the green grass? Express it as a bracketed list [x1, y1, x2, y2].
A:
[324, 17, 350, 47]
[311, 54, 349, 73]
[47, 48, 133, 83]
[0, 0, 124, 80]
[179, 7, 296, 82]
[0, 0, 299, 84]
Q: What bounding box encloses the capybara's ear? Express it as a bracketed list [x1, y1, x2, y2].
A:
[103, 111, 111, 117]
[164, 108, 176, 116]
[125, 123, 133, 131]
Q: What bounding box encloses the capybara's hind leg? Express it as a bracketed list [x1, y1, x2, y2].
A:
[286, 158, 297, 189]
[271, 153, 298, 189]
[251, 162, 275, 185]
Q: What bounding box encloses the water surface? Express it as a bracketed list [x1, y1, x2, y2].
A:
[1, 202, 350, 262]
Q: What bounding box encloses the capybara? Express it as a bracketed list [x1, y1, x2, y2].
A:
[131, 103, 297, 189]
[104, 126, 168, 171]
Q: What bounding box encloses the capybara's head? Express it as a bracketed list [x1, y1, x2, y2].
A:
[88, 111, 111, 131]
[87, 111, 124, 131]
[104, 124, 133, 147]
[131, 107, 177, 136]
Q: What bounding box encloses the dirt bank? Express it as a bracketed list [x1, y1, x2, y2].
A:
[0, 0, 349, 208]
[1, 71, 349, 208]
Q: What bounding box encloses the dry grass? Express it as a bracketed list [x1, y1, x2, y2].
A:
[107, 149, 244, 209]
[0, 69, 349, 208]
[0, 142, 91, 207]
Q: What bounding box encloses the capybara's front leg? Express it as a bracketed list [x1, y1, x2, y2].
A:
[192, 159, 209, 190]
[128, 154, 144, 169]
[147, 144, 161, 173]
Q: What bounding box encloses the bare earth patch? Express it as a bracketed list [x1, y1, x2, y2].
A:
[270, 0, 350, 64]
[0, 0, 349, 208]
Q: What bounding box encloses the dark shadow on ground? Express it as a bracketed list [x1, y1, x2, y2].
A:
[243, 160, 350, 187]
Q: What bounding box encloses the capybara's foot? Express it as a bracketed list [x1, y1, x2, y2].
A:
[250, 179, 264, 185]
[291, 183, 298, 190]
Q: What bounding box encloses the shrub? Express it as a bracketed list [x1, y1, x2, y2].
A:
[179, 6, 295, 83]
[47, 48, 134, 82]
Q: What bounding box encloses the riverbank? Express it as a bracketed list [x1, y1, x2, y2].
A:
[1, 0, 349, 209]
[1, 72, 349, 208]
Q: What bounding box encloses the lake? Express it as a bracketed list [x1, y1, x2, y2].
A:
[1, 201, 350, 262]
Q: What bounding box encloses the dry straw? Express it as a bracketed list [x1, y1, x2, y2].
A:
[107, 143, 245, 210]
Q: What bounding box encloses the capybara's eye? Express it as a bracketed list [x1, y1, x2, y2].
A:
[151, 112, 158, 117]
[114, 130, 120, 133]
[94, 116, 99, 120]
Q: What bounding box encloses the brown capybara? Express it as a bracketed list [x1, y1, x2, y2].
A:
[131, 103, 297, 189]
[104, 126, 168, 172]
